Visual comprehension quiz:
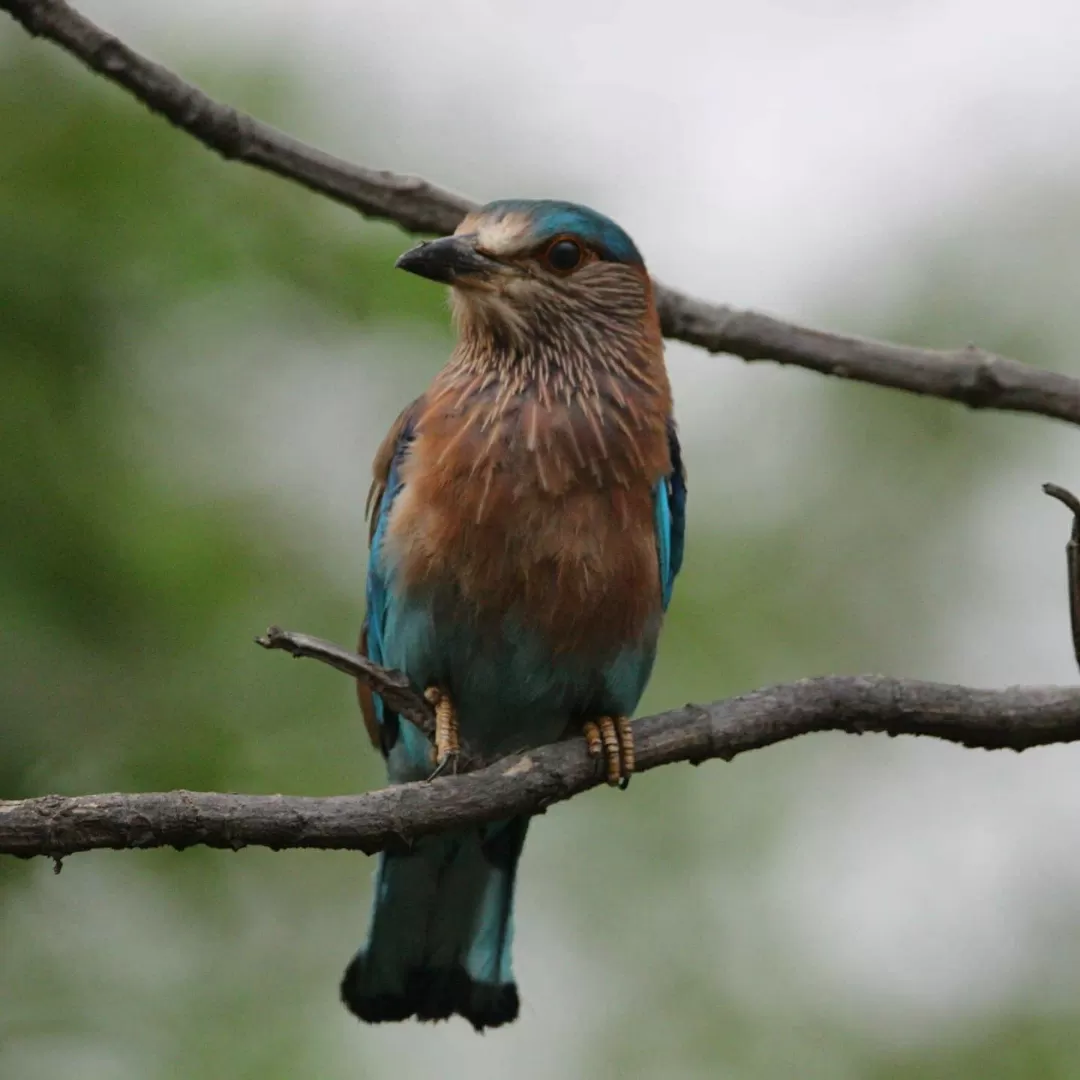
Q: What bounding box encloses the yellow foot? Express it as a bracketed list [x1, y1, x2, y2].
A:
[582, 716, 635, 789]
[424, 686, 460, 779]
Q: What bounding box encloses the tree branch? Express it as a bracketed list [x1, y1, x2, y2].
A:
[5, 0, 1080, 427]
[254, 625, 435, 737]
[0, 0, 471, 235]
[5, 674, 1080, 860]
[656, 293, 1080, 426]
[1044, 482, 1080, 671]
[253, 626, 483, 768]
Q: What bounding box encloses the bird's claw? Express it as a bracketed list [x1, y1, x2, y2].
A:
[425, 686, 460, 780]
[583, 715, 635, 788]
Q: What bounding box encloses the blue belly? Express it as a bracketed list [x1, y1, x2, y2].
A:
[375, 586, 659, 783]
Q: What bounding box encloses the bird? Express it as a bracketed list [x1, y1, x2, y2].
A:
[340, 198, 686, 1031]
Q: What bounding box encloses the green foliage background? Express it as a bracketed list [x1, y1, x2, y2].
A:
[3, 35, 1080, 1080]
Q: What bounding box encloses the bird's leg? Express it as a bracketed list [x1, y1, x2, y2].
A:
[424, 686, 460, 780]
[582, 716, 635, 789]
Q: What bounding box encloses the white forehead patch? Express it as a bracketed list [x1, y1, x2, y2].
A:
[455, 211, 535, 257]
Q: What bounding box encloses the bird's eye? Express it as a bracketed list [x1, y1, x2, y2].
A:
[545, 238, 585, 273]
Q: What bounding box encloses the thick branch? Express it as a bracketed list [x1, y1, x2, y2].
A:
[5, 0, 1080, 427]
[5, 675, 1080, 860]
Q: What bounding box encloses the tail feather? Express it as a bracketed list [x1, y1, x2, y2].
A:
[341, 817, 528, 1032]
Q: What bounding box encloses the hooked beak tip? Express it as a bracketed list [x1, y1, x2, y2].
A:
[393, 245, 427, 272]
[395, 235, 494, 284]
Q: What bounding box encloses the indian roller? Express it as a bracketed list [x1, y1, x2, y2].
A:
[341, 199, 687, 1031]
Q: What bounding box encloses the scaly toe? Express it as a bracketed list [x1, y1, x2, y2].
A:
[582, 719, 603, 759]
[598, 716, 622, 787]
[424, 685, 460, 780]
[582, 716, 636, 787]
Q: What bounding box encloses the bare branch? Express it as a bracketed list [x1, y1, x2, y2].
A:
[254, 626, 485, 767]
[0, 0, 472, 235]
[5, 673, 1080, 861]
[1044, 483, 1080, 673]
[5, 0, 1080, 426]
[657, 293, 1080, 427]
[255, 625, 434, 736]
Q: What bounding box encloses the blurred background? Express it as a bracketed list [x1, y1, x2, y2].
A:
[4, 1, 1080, 1076]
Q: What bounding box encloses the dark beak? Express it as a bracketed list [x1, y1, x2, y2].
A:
[395, 235, 497, 284]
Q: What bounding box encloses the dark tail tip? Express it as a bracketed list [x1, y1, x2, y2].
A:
[341, 953, 519, 1032]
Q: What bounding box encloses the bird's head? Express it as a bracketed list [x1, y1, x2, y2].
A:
[395, 199, 657, 350]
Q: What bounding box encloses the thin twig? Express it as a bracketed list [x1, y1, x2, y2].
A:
[5, 0, 1080, 426]
[255, 626, 434, 736]
[1044, 483, 1080, 673]
[255, 627, 484, 767]
[5, 674, 1080, 860]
